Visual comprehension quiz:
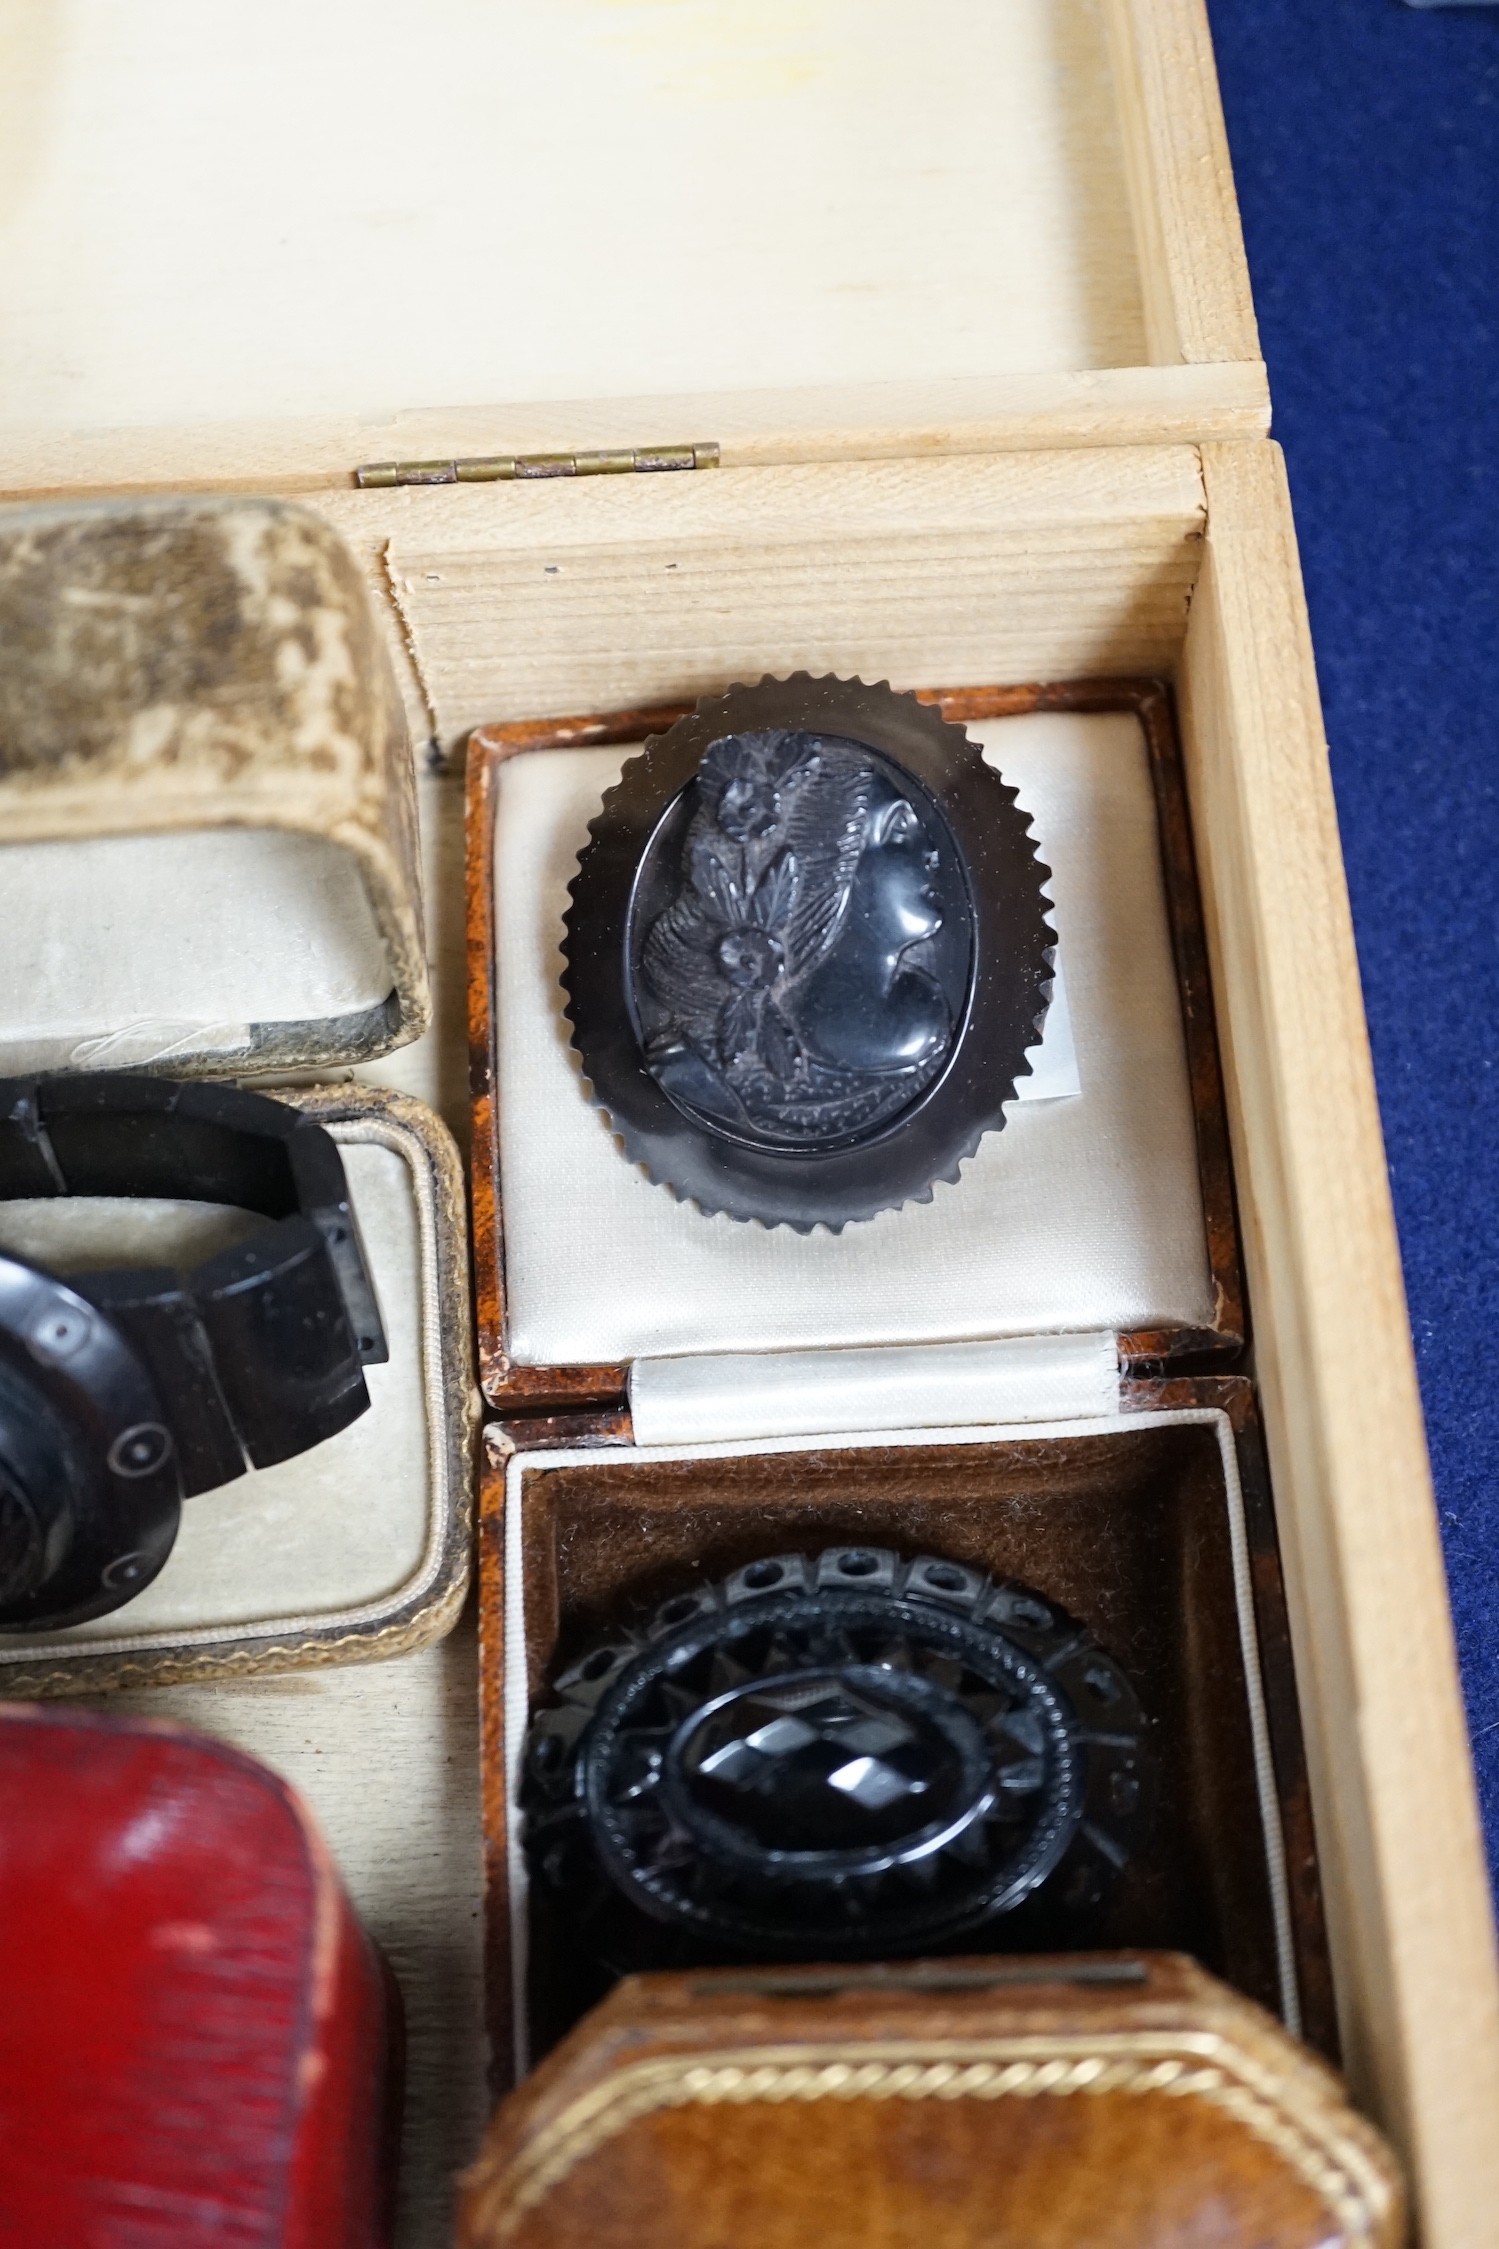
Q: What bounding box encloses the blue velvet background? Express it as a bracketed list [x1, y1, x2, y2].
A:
[1204, 0, 1499, 1887]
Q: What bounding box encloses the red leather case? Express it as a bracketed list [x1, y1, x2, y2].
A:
[0, 1702, 401, 2249]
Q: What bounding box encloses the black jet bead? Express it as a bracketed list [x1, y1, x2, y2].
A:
[562, 675, 1055, 1229]
[521, 1548, 1154, 1972]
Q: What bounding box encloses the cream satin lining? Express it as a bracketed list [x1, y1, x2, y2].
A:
[0, 1121, 448, 1661]
[630, 1332, 1120, 1448]
[493, 709, 1216, 1369]
[0, 827, 392, 1074]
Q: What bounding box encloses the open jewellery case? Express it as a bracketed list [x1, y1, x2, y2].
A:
[0, 498, 478, 1695]
[469, 675, 1332, 2075]
[1, 1, 1495, 2241]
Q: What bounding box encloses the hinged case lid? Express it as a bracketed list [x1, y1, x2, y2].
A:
[0, 0, 1262, 496]
[0, 495, 429, 1081]
[457, 1954, 1402, 2249]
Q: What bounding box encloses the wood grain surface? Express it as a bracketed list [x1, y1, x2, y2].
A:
[377, 451, 1206, 749]
[1179, 440, 1499, 2248]
[1103, 0, 1262, 368]
[0, 364, 1270, 506]
[0, 0, 1264, 499]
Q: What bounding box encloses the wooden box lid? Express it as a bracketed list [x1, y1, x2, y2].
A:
[0, 0, 1262, 499]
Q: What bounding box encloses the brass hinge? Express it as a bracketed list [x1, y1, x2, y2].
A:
[354, 441, 720, 490]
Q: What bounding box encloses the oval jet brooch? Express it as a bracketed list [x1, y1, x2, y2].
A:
[562, 675, 1054, 1230]
[521, 1548, 1154, 1968]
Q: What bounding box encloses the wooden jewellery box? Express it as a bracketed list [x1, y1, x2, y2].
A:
[1, 1, 1496, 2243]
[0, 497, 478, 1695]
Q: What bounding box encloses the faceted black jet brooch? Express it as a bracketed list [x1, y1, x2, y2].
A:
[562, 675, 1055, 1230]
[521, 1548, 1153, 1969]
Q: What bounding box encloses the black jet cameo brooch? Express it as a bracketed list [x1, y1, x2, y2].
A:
[562, 675, 1054, 1229]
[522, 1548, 1153, 1970]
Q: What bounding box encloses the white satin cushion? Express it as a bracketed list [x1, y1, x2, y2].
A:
[493, 708, 1215, 1369]
[0, 828, 392, 1074]
[0, 1121, 447, 1660]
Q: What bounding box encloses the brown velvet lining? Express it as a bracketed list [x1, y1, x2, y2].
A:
[490, 1391, 1330, 2071]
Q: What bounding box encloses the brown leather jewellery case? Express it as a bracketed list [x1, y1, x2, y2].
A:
[457, 1953, 1403, 2249]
